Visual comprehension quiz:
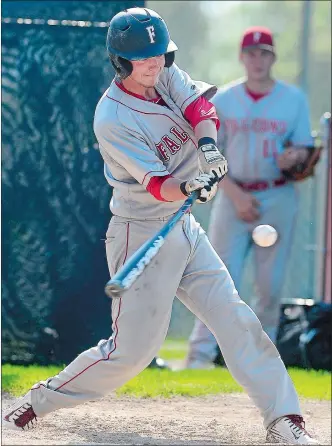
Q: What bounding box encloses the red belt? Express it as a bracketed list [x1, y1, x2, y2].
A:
[236, 178, 287, 192]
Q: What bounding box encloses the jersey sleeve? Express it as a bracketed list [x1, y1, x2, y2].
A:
[94, 119, 169, 188]
[165, 63, 217, 115]
[288, 90, 313, 146]
[184, 96, 220, 130]
[210, 90, 228, 151]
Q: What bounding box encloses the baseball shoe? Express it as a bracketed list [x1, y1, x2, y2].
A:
[2, 390, 38, 431]
[266, 415, 318, 444]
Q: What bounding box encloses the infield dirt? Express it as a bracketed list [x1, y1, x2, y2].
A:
[2, 392, 331, 445]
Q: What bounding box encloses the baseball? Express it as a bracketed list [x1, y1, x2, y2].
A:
[252, 225, 278, 247]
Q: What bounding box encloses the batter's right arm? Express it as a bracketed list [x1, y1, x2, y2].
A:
[95, 118, 218, 205]
[94, 118, 170, 188]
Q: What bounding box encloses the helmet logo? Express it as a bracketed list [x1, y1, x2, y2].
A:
[253, 31, 261, 43]
[146, 26, 156, 44]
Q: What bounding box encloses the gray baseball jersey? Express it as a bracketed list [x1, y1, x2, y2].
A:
[94, 63, 216, 219]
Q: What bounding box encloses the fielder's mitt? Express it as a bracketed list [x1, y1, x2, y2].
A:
[281, 145, 322, 182]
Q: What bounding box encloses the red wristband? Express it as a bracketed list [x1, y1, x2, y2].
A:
[146, 174, 173, 201]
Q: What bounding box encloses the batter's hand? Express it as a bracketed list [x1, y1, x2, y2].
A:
[181, 173, 218, 203]
[234, 190, 260, 223]
[198, 144, 228, 181]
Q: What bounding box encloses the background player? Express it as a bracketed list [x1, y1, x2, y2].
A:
[186, 26, 314, 369]
[3, 10, 317, 444]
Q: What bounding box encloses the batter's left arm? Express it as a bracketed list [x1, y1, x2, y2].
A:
[162, 64, 228, 181]
[162, 63, 221, 147]
[162, 63, 217, 114]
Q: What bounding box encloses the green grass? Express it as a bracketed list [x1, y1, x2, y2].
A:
[117, 368, 243, 398]
[2, 365, 63, 397]
[2, 339, 331, 400]
[287, 368, 331, 400]
[158, 338, 188, 360]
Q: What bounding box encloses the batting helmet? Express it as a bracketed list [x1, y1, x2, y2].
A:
[106, 7, 178, 79]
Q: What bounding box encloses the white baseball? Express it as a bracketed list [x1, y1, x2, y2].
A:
[252, 225, 278, 247]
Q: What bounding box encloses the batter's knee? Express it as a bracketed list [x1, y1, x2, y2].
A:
[208, 298, 262, 336]
[235, 301, 263, 334]
[234, 302, 280, 358]
[97, 338, 155, 371]
[211, 300, 280, 358]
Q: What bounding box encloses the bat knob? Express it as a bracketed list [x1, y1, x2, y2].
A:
[105, 280, 124, 299]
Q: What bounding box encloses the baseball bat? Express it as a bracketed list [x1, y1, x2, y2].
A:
[104, 190, 199, 299]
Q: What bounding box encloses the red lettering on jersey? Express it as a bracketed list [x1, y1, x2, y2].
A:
[156, 141, 170, 161]
[223, 118, 288, 136]
[170, 126, 189, 144]
[162, 135, 181, 155]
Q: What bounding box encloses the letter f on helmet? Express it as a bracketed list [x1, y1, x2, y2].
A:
[146, 26, 156, 44]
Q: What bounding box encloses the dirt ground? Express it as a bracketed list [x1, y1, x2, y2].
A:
[2, 393, 331, 445]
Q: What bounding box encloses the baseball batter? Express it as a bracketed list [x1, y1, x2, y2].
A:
[3, 10, 317, 444]
[186, 27, 314, 368]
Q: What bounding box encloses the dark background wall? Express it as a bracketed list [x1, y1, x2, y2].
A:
[1, 0, 144, 364]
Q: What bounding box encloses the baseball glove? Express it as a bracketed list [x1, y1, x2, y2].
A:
[281, 145, 322, 182]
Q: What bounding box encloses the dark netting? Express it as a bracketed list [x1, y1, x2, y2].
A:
[1, 1, 144, 364]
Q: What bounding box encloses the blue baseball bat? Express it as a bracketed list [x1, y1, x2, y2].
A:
[104, 190, 199, 299]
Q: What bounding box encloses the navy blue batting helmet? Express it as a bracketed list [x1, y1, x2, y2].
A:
[107, 7, 178, 78]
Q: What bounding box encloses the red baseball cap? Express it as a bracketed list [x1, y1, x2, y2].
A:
[241, 26, 274, 53]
